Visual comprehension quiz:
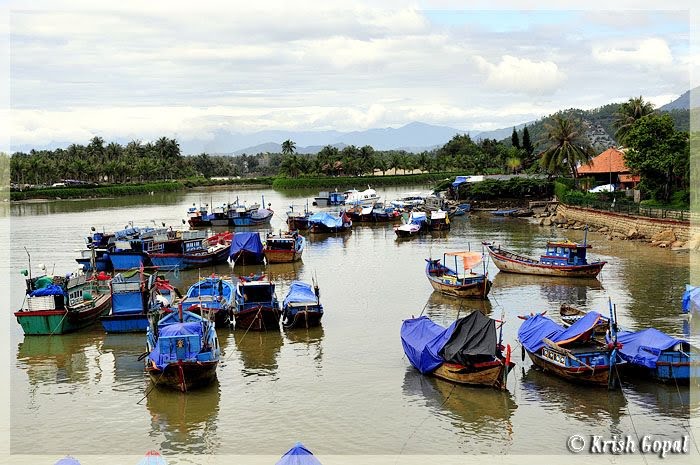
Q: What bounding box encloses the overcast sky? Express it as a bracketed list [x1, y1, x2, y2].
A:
[5, 0, 697, 151]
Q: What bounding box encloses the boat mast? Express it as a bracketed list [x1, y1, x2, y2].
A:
[24, 247, 32, 281]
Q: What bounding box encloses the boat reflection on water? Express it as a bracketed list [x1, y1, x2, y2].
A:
[16, 332, 103, 386]
[305, 230, 353, 248]
[402, 368, 517, 451]
[492, 271, 603, 304]
[425, 291, 494, 323]
[622, 379, 697, 418]
[520, 365, 627, 427]
[146, 380, 222, 455]
[284, 325, 325, 369]
[265, 261, 304, 283]
[102, 333, 146, 386]
[232, 329, 284, 376]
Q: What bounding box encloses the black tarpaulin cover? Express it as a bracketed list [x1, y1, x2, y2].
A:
[438, 311, 496, 364]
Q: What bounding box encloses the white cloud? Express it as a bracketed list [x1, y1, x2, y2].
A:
[592, 38, 673, 66]
[472, 55, 566, 94]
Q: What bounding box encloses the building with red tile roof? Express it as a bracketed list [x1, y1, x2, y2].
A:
[577, 147, 640, 189]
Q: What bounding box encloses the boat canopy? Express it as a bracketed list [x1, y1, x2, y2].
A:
[187, 277, 232, 300]
[308, 212, 343, 228]
[409, 212, 427, 224]
[518, 312, 602, 352]
[439, 311, 497, 365]
[149, 321, 204, 370]
[276, 442, 323, 465]
[682, 284, 700, 313]
[608, 329, 687, 369]
[283, 281, 318, 307]
[445, 251, 482, 270]
[401, 316, 457, 374]
[229, 232, 263, 258]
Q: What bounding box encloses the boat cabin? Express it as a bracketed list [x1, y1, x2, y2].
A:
[539, 242, 590, 266]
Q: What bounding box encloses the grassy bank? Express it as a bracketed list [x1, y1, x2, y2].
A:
[271, 172, 461, 190]
[10, 177, 275, 201]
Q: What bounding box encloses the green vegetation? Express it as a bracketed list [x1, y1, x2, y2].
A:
[538, 112, 594, 184]
[272, 172, 462, 190]
[613, 96, 656, 145]
[462, 177, 553, 200]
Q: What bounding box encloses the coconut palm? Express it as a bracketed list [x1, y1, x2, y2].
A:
[538, 113, 594, 185]
[613, 96, 655, 145]
[281, 140, 296, 156]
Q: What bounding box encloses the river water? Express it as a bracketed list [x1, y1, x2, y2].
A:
[8, 186, 698, 464]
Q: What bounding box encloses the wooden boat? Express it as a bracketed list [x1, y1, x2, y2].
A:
[264, 231, 305, 263]
[15, 266, 111, 335]
[276, 443, 322, 465]
[145, 308, 220, 392]
[483, 236, 606, 278]
[401, 312, 515, 390]
[425, 252, 491, 299]
[346, 203, 374, 222]
[307, 211, 352, 233]
[427, 210, 450, 231]
[559, 304, 609, 335]
[281, 280, 323, 329]
[518, 311, 623, 387]
[232, 274, 281, 331]
[179, 275, 235, 328]
[228, 232, 265, 265]
[611, 328, 698, 384]
[101, 270, 176, 333]
[370, 202, 401, 222]
[394, 211, 427, 238]
[146, 230, 232, 271]
[286, 203, 312, 230]
[187, 204, 210, 228]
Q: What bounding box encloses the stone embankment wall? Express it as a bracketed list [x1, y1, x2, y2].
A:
[557, 205, 691, 241]
[534, 203, 699, 250]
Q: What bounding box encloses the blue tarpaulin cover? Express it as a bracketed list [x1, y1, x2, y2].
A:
[136, 451, 168, 465]
[284, 281, 318, 307]
[609, 328, 686, 369]
[308, 212, 343, 228]
[452, 176, 468, 188]
[276, 443, 322, 465]
[518, 312, 602, 352]
[30, 284, 65, 297]
[682, 285, 700, 313]
[111, 292, 144, 314]
[400, 316, 457, 374]
[229, 232, 264, 258]
[54, 457, 81, 465]
[149, 321, 203, 370]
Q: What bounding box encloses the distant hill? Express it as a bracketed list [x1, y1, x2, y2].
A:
[659, 86, 699, 111]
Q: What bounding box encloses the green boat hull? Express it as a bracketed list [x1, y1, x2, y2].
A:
[15, 294, 111, 335]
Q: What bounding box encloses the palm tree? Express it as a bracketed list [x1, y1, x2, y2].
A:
[280, 154, 302, 178]
[613, 96, 655, 145]
[538, 112, 594, 185]
[281, 140, 296, 156]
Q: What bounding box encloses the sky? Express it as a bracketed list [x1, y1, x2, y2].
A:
[3, 0, 698, 152]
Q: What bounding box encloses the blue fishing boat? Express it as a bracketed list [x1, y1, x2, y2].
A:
[225, 196, 274, 227]
[282, 280, 322, 329]
[491, 208, 518, 217]
[187, 204, 210, 228]
[276, 443, 322, 465]
[145, 308, 220, 391]
[100, 270, 175, 333]
[313, 190, 345, 207]
[75, 230, 114, 272]
[518, 311, 623, 387]
[307, 211, 352, 233]
[607, 329, 697, 384]
[146, 230, 232, 271]
[180, 275, 235, 328]
[107, 226, 171, 271]
[287, 202, 312, 230]
[401, 312, 514, 389]
[229, 232, 265, 265]
[394, 211, 427, 237]
[233, 273, 280, 331]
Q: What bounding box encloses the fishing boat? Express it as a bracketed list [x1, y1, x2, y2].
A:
[187, 204, 210, 228]
[307, 211, 352, 233]
[136, 450, 169, 465]
[483, 233, 606, 278]
[264, 231, 305, 263]
[15, 266, 111, 335]
[287, 203, 312, 230]
[401, 311, 515, 389]
[232, 273, 281, 331]
[179, 275, 235, 328]
[228, 232, 265, 265]
[343, 187, 380, 206]
[281, 280, 322, 329]
[370, 202, 401, 222]
[518, 311, 623, 387]
[390, 192, 426, 209]
[559, 304, 609, 335]
[313, 190, 345, 207]
[145, 308, 220, 391]
[75, 229, 114, 272]
[491, 209, 518, 217]
[146, 230, 232, 271]
[428, 210, 450, 231]
[229, 203, 274, 227]
[276, 443, 322, 465]
[346, 203, 374, 222]
[101, 270, 176, 333]
[394, 211, 427, 237]
[607, 329, 698, 384]
[425, 251, 491, 299]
